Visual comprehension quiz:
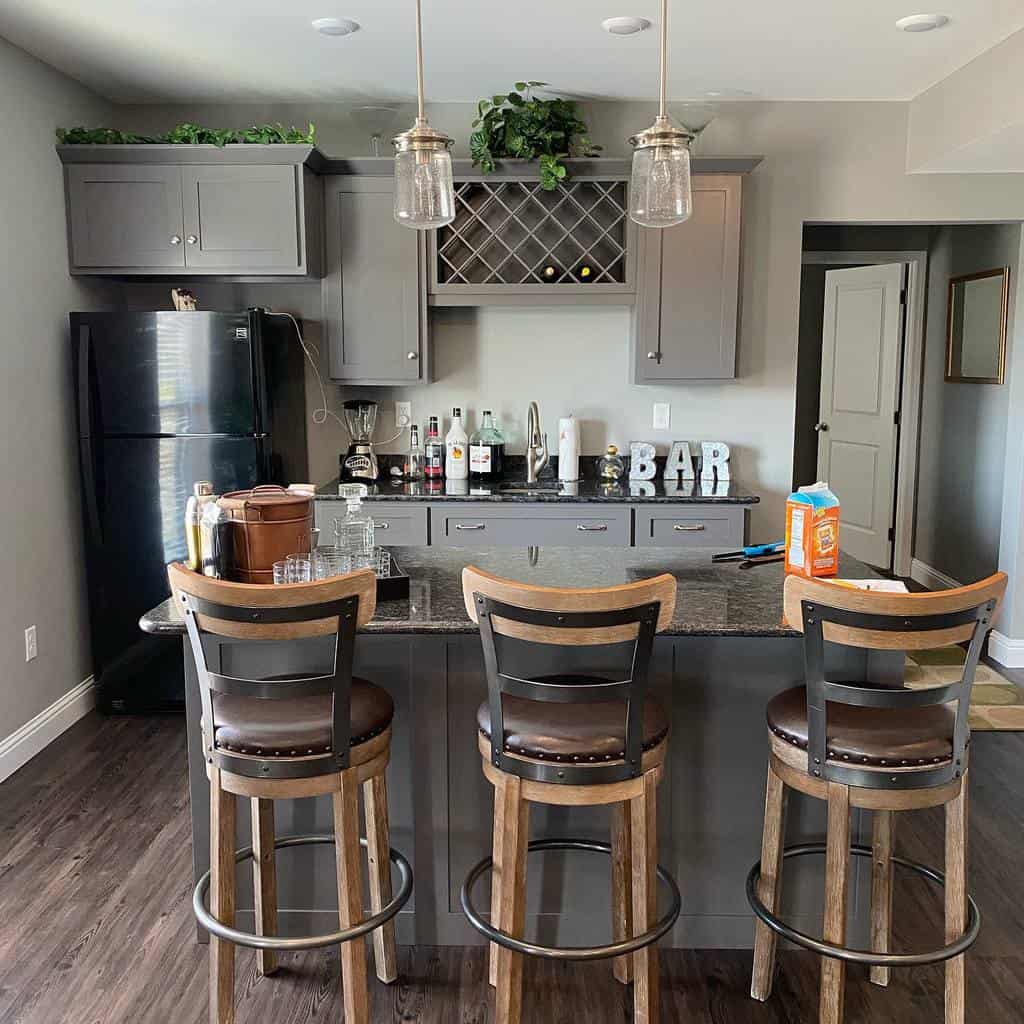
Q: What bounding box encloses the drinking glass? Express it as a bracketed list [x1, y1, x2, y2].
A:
[373, 547, 391, 578]
[350, 551, 374, 572]
[314, 546, 351, 580]
[286, 553, 312, 583]
[272, 561, 289, 585]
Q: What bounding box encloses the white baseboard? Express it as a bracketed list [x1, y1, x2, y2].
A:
[989, 631, 1024, 669]
[0, 677, 96, 784]
[909, 558, 962, 592]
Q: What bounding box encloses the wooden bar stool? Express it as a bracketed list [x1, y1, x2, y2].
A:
[459, 567, 682, 1024]
[168, 564, 413, 1024]
[748, 572, 1006, 1024]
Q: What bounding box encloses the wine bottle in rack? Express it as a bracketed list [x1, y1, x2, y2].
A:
[539, 262, 561, 283]
[574, 262, 596, 283]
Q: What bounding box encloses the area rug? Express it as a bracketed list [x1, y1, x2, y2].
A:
[905, 648, 1024, 731]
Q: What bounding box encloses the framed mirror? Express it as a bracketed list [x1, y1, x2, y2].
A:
[945, 267, 1009, 384]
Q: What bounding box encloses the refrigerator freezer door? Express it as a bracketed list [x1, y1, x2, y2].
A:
[84, 435, 260, 711]
[74, 311, 257, 437]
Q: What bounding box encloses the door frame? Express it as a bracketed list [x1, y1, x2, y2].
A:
[801, 250, 928, 578]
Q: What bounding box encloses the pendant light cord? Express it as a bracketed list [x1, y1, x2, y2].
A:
[659, 0, 668, 118]
[415, 0, 426, 121]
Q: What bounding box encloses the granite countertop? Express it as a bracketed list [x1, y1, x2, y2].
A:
[140, 547, 879, 639]
[315, 476, 759, 504]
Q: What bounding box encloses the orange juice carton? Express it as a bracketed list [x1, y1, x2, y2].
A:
[785, 483, 840, 578]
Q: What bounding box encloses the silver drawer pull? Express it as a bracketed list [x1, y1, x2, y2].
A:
[373, 521, 390, 529]
[576, 523, 608, 532]
[673, 523, 705, 531]
[455, 523, 486, 530]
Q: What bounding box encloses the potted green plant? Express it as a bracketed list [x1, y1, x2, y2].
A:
[56, 122, 316, 146]
[469, 83, 600, 190]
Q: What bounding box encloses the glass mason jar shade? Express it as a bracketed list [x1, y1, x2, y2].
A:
[394, 142, 455, 229]
[629, 138, 692, 228]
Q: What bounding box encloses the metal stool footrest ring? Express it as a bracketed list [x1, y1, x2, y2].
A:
[461, 838, 681, 962]
[194, 834, 413, 951]
[746, 842, 980, 967]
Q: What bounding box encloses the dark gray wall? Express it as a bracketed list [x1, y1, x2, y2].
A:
[915, 223, 1021, 584]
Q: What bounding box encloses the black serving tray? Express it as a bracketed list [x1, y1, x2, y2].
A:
[376, 554, 410, 601]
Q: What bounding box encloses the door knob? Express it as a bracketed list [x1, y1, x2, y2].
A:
[170, 235, 182, 245]
[814, 422, 829, 432]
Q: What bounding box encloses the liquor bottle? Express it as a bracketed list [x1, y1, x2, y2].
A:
[470, 410, 506, 481]
[404, 423, 424, 480]
[539, 262, 560, 283]
[424, 416, 444, 479]
[184, 480, 215, 571]
[445, 407, 469, 480]
[574, 262, 595, 283]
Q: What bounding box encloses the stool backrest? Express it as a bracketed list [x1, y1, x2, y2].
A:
[168, 562, 376, 779]
[462, 566, 677, 785]
[783, 572, 1007, 789]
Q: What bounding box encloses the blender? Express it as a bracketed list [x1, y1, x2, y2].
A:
[340, 399, 381, 481]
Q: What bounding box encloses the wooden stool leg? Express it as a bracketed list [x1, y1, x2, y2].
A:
[945, 777, 969, 1024]
[489, 778, 508, 988]
[612, 800, 634, 985]
[631, 769, 660, 1024]
[751, 759, 788, 1000]
[333, 769, 369, 1024]
[363, 772, 398, 984]
[869, 810, 896, 987]
[210, 768, 237, 1024]
[494, 774, 529, 1024]
[820, 782, 851, 1024]
[251, 798, 278, 978]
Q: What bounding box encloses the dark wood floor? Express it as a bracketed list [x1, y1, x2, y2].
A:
[1, 712, 1023, 1023]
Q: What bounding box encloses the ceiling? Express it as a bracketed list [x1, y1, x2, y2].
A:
[1, 0, 1022, 105]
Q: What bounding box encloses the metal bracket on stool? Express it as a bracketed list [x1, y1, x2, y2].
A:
[746, 842, 980, 967]
[194, 834, 413, 951]
[461, 838, 681, 961]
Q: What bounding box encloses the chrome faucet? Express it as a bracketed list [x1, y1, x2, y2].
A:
[525, 401, 549, 484]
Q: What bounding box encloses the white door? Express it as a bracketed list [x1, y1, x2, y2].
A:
[817, 263, 905, 568]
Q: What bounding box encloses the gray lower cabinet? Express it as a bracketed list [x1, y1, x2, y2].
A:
[324, 176, 430, 384]
[431, 504, 631, 547]
[314, 500, 428, 547]
[635, 505, 746, 547]
[632, 175, 742, 381]
[60, 146, 322, 276]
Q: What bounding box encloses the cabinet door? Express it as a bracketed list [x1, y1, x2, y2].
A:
[324, 177, 429, 384]
[181, 165, 300, 271]
[633, 175, 741, 381]
[66, 165, 184, 269]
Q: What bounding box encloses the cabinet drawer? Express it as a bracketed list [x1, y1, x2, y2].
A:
[314, 501, 428, 546]
[635, 506, 745, 548]
[433, 505, 630, 547]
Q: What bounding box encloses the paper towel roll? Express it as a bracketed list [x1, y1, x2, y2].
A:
[558, 415, 580, 482]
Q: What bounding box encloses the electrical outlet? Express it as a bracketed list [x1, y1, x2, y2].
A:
[653, 402, 671, 430]
[395, 402, 412, 429]
[24, 625, 37, 663]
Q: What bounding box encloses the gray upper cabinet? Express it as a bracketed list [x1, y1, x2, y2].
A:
[66, 164, 186, 269]
[323, 176, 430, 385]
[59, 145, 323, 277]
[632, 175, 742, 381]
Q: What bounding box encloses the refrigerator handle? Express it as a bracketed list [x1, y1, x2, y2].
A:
[77, 325, 103, 544]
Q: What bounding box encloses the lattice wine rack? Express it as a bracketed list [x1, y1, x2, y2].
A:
[431, 178, 632, 293]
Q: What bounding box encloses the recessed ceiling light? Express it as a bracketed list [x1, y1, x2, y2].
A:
[601, 16, 651, 35]
[312, 17, 360, 37]
[896, 13, 950, 32]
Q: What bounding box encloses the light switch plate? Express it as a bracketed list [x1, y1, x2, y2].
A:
[25, 625, 37, 662]
[653, 403, 671, 430]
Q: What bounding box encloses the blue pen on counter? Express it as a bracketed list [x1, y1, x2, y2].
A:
[711, 541, 785, 563]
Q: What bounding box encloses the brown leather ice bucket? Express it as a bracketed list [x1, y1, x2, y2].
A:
[218, 485, 313, 584]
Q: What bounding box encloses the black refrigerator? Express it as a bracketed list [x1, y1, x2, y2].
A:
[72, 310, 308, 712]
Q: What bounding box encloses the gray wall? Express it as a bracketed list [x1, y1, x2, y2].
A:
[0, 37, 115, 739]
[916, 224, 1021, 584]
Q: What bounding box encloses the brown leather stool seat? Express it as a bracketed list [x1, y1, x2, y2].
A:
[212, 676, 394, 756]
[767, 684, 957, 768]
[477, 687, 669, 763]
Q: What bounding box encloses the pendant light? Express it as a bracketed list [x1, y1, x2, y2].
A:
[393, 0, 455, 229]
[628, 0, 693, 228]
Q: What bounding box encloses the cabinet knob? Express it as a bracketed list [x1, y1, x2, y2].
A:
[814, 422, 829, 432]
[646, 351, 657, 360]
[186, 235, 198, 245]
[170, 235, 182, 245]
[407, 351, 418, 360]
